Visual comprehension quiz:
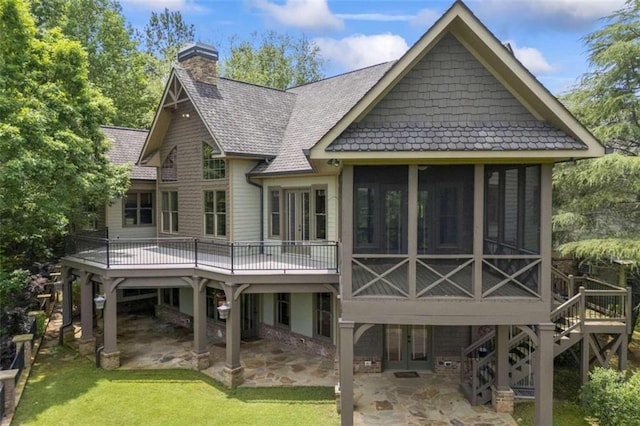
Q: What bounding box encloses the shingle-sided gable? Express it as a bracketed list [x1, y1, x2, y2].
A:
[328, 33, 585, 153]
[102, 126, 156, 180]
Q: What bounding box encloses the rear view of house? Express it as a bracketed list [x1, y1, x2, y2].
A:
[61, 2, 632, 425]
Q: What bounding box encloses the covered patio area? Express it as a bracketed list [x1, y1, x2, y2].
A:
[77, 312, 516, 425]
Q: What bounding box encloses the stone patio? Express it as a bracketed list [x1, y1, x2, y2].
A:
[82, 313, 516, 425]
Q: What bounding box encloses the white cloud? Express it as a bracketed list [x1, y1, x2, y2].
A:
[252, 0, 343, 31]
[480, 0, 625, 29]
[506, 41, 554, 74]
[410, 8, 440, 28]
[121, 0, 206, 12]
[314, 33, 409, 70]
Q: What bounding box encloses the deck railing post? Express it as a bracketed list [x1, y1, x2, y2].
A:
[626, 286, 633, 335]
[579, 286, 586, 323]
[105, 239, 110, 268]
[335, 242, 339, 272]
[194, 238, 199, 267]
[230, 243, 234, 273]
[568, 274, 575, 298]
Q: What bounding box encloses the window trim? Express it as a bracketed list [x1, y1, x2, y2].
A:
[202, 143, 226, 180]
[161, 147, 177, 182]
[122, 191, 154, 227]
[204, 190, 227, 238]
[313, 293, 332, 341]
[268, 187, 282, 239]
[161, 191, 179, 234]
[275, 293, 290, 329]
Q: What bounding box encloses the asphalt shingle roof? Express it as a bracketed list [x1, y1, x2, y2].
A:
[174, 67, 296, 157]
[328, 121, 587, 152]
[101, 126, 155, 180]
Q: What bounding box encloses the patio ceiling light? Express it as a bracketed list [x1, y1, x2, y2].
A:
[93, 294, 106, 310]
[217, 302, 231, 319]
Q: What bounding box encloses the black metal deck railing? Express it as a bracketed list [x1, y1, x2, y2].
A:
[65, 235, 339, 272]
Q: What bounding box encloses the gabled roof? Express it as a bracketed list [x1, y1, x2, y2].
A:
[140, 0, 603, 176]
[309, 0, 603, 161]
[101, 126, 155, 180]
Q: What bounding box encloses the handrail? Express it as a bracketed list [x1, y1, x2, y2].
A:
[65, 235, 340, 272]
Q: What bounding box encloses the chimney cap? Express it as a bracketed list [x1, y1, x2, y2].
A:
[177, 42, 219, 62]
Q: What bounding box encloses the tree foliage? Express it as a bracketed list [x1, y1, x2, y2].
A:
[561, 0, 640, 155]
[0, 0, 129, 269]
[222, 31, 324, 89]
[580, 367, 640, 426]
[31, 0, 154, 128]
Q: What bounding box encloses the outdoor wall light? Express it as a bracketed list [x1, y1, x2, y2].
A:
[93, 294, 106, 310]
[217, 302, 231, 319]
[327, 159, 340, 167]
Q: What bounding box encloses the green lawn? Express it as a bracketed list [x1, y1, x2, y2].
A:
[13, 346, 339, 425]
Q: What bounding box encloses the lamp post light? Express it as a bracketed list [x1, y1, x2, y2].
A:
[217, 302, 231, 320]
[93, 294, 106, 310]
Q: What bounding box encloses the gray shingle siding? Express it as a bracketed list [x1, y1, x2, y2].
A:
[328, 33, 587, 153]
[362, 34, 536, 124]
[158, 101, 229, 238]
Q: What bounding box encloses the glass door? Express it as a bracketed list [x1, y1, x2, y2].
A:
[284, 190, 310, 254]
[240, 294, 259, 340]
[384, 325, 431, 370]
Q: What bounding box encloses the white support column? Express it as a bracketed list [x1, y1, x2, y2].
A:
[223, 283, 243, 387]
[534, 323, 555, 426]
[408, 165, 417, 299]
[540, 163, 553, 302]
[338, 319, 355, 426]
[341, 166, 354, 300]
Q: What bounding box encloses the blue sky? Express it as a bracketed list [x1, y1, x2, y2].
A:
[120, 0, 624, 94]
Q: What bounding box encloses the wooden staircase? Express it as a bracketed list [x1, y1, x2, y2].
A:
[461, 267, 632, 405]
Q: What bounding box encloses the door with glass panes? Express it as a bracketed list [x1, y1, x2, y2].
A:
[284, 190, 311, 255]
[384, 325, 431, 370]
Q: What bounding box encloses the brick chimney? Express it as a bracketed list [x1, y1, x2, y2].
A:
[177, 42, 219, 86]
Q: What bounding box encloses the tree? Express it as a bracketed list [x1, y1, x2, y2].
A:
[561, 0, 640, 155]
[31, 0, 154, 128]
[222, 31, 324, 89]
[0, 0, 129, 269]
[137, 8, 195, 125]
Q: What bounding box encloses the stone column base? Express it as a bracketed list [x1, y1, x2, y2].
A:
[100, 351, 120, 369]
[63, 327, 75, 345]
[222, 366, 244, 388]
[78, 337, 96, 356]
[492, 386, 514, 413]
[192, 351, 211, 370]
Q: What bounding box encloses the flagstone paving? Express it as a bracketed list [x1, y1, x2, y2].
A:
[78, 312, 516, 425]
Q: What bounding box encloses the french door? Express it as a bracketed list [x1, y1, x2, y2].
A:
[384, 325, 431, 370]
[284, 190, 310, 254]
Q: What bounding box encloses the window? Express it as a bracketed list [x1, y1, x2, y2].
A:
[203, 143, 225, 179]
[269, 189, 281, 237]
[161, 288, 180, 308]
[275, 293, 290, 327]
[417, 165, 474, 254]
[269, 186, 327, 240]
[484, 165, 540, 254]
[161, 191, 178, 233]
[314, 188, 327, 240]
[206, 288, 227, 322]
[123, 191, 153, 226]
[315, 293, 332, 339]
[161, 147, 177, 182]
[354, 166, 408, 254]
[204, 190, 226, 237]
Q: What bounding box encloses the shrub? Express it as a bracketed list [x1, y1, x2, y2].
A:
[580, 367, 640, 426]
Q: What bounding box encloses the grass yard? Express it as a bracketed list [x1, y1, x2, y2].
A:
[13, 345, 339, 426]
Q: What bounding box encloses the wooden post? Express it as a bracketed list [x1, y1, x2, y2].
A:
[473, 165, 484, 300]
[192, 276, 210, 370]
[534, 323, 554, 426]
[568, 275, 575, 298]
[338, 320, 354, 426]
[0, 370, 18, 416]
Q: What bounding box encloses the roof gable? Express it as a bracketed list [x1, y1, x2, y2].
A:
[310, 1, 603, 161]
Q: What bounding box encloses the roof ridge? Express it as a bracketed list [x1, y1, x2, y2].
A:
[217, 76, 293, 94]
[287, 60, 397, 91]
[100, 125, 148, 132]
